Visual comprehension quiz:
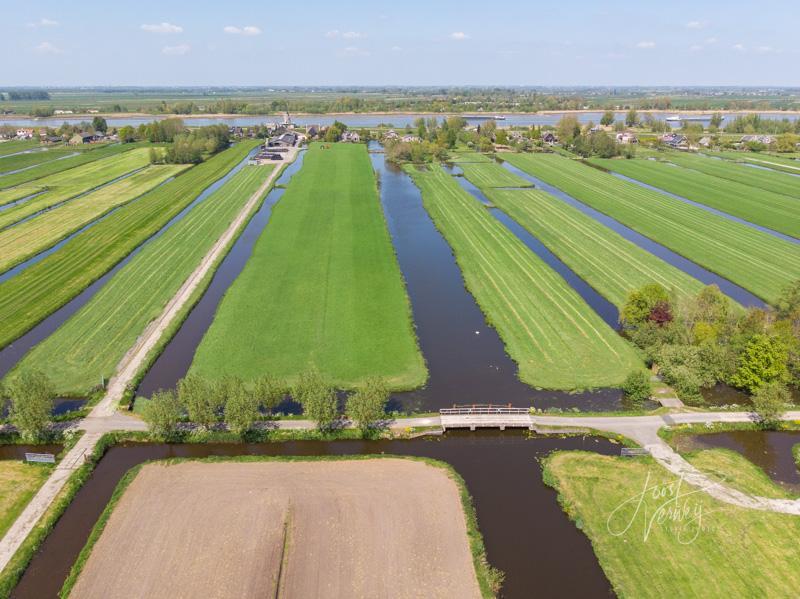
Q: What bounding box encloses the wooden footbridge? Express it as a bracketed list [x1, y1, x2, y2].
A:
[439, 404, 535, 431]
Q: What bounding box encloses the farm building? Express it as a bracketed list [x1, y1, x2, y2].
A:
[16, 128, 34, 139]
[69, 132, 94, 145]
[541, 131, 558, 144]
[341, 131, 361, 143]
[615, 132, 638, 144]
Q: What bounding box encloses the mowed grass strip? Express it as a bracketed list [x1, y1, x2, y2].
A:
[448, 152, 494, 163]
[711, 150, 800, 174]
[0, 141, 257, 350]
[13, 164, 275, 395]
[0, 148, 152, 228]
[0, 165, 186, 273]
[0, 147, 78, 175]
[457, 162, 532, 188]
[406, 164, 641, 389]
[0, 142, 144, 190]
[482, 186, 707, 308]
[655, 150, 800, 200]
[544, 451, 800, 598]
[504, 153, 800, 305]
[0, 140, 40, 157]
[191, 143, 426, 390]
[590, 156, 800, 238]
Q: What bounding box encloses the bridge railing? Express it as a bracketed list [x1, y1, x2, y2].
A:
[440, 404, 530, 415]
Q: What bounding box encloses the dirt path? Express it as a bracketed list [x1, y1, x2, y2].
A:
[69, 459, 482, 599]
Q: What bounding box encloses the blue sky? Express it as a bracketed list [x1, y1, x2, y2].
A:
[3, 0, 798, 86]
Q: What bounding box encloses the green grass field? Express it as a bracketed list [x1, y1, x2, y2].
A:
[0, 147, 79, 175]
[545, 450, 800, 598]
[0, 142, 143, 191]
[0, 461, 52, 540]
[482, 187, 708, 308]
[406, 163, 641, 389]
[448, 152, 494, 163]
[0, 148, 152, 229]
[504, 153, 800, 305]
[191, 143, 426, 390]
[653, 151, 800, 200]
[12, 164, 275, 395]
[0, 164, 185, 273]
[0, 140, 41, 156]
[0, 141, 258, 350]
[590, 157, 800, 238]
[456, 162, 532, 188]
[711, 151, 800, 175]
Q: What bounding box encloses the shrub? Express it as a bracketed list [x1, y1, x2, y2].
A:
[178, 374, 222, 430]
[730, 334, 789, 394]
[621, 371, 652, 406]
[293, 371, 338, 430]
[142, 390, 182, 439]
[224, 378, 260, 436]
[752, 382, 790, 429]
[6, 370, 54, 441]
[346, 377, 389, 433]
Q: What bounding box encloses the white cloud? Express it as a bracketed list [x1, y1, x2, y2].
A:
[732, 43, 746, 51]
[686, 20, 703, 29]
[450, 31, 469, 40]
[339, 46, 370, 57]
[636, 40, 656, 49]
[162, 43, 191, 55]
[224, 25, 262, 36]
[141, 22, 183, 34]
[342, 31, 364, 39]
[325, 29, 340, 38]
[34, 41, 63, 54]
[28, 18, 59, 28]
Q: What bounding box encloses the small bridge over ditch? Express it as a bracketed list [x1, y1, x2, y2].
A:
[439, 404, 535, 431]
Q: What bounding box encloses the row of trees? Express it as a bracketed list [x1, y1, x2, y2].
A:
[142, 372, 391, 438]
[620, 281, 799, 423]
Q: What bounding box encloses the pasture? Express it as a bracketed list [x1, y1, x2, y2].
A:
[655, 150, 800, 199]
[590, 156, 800, 238]
[0, 164, 185, 274]
[14, 164, 275, 395]
[65, 459, 482, 599]
[0, 142, 256, 350]
[711, 151, 800, 175]
[0, 140, 41, 157]
[0, 148, 152, 229]
[0, 147, 78, 175]
[544, 450, 800, 598]
[191, 143, 425, 390]
[0, 142, 142, 190]
[406, 163, 641, 389]
[457, 161, 532, 188]
[0, 461, 52, 540]
[504, 153, 800, 305]
[481, 187, 707, 308]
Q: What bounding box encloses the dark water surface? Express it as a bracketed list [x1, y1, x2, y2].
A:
[0, 444, 62, 460]
[498, 160, 766, 309]
[674, 430, 800, 491]
[11, 432, 618, 599]
[136, 152, 306, 397]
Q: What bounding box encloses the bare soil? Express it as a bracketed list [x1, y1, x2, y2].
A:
[69, 459, 481, 599]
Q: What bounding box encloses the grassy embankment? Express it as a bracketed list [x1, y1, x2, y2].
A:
[544, 450, 800, 598]
[191, 143, 426, 390]
[456, 161, 707, 308]
[0, 461, 53, 539]
[456, 161, 532, 189]
[448, 151, 494, 163]
[590, 156, 800, 238]
[0, 142, 144, 191]
[0, 148, 152, 228]
[12, 164, 275, 396]
[0, 148, 80, 175]
[0, 165, 185, 273]
[0, 141, 258, 351]
[650, 150, 800, 199]
[405, 163, 641, 389]
[504, 153, 800, 305]
[710, 150, 800, 175]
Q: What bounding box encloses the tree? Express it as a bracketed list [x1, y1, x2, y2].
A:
[178, 374, 222, 430]
[625, 108, 639, 128]
[730, 334, 789, 393]
[6, 370, 54, 441]
[294, 370, 338, 430]
[620, 284, 671, 327]
[775, 279, 800, 321]
[346, 377, 389, 433]
[600, 110, 615, 126]
[118, 125, 136, 143]
[495, 129, 508, 145]
[710, 113, 724, 129]
[621, 370, 652, 405]
[91, 116, 107, 133]
[253, 374, 286, 414]
[751, 382, 789, 429]
[142, 390, 182, 439]
[224, 378, 260, 436]
[556, 116, 580, 145]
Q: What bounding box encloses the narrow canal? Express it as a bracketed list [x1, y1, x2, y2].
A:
[11, 432, 618, 599]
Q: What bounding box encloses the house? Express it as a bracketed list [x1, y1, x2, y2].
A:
[69, 132, 94, 145]
[616, 132, 638, 144]
[660, 133, 688, 148]
[541, 131, 558, 144]
[42, 135, 63, 144]
[740, 135, 773, 145]
[87, 109, 99, 114]
[53, 109, 74, 115]
[698, 136, 712, 148]
[16, 128, 34, 139]
[306, 125, 319, 138]
[341, 131, 361, 143]
[267, 131, 297, 148]
[400, 134, 421, 143]
[383, 129, 398, 140]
